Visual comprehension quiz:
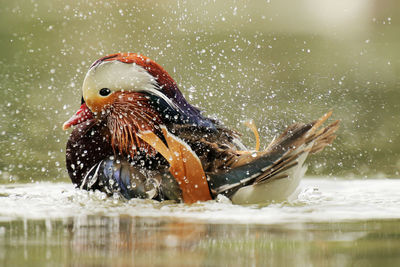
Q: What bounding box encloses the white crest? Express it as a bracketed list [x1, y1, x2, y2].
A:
[83, 60, 157, 93]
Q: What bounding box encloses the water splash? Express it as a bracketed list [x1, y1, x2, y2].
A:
[1, 178, 399, 224]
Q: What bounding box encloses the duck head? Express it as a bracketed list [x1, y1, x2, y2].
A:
[63, 53, 214, 158]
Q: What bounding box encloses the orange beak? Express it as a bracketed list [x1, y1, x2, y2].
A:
[62, 103, 94, 130]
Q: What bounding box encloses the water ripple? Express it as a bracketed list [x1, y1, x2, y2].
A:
[1, 178, 399, 224]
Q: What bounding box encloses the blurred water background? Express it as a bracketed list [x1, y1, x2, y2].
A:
[1, 1, 400, 266]
[1, 0, 399, 183]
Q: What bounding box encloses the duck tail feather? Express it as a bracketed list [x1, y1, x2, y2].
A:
[210, 112, 339, 198]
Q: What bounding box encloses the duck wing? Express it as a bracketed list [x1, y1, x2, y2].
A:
[208, 112, 340, 203]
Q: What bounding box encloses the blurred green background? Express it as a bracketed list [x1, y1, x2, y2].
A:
[1, 0, 399, 183]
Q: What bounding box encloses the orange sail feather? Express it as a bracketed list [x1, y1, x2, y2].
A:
[137, 126, 212, 203]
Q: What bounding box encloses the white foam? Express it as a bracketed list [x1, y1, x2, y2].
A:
[1, 177, 399, 224]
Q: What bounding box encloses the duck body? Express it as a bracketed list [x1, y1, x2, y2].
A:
[64, 53, 339, 204]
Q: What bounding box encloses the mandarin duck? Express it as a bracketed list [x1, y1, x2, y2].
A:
[63, 53, 339, 204]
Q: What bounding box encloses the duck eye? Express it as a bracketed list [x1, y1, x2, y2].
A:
[99, 88, 111, 96]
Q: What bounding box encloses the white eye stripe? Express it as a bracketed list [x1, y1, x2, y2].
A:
[139, 88, 182, 113]
[83, 61, 160, 97]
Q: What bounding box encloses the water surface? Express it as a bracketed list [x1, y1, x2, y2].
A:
[1, 178, 399, 266]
